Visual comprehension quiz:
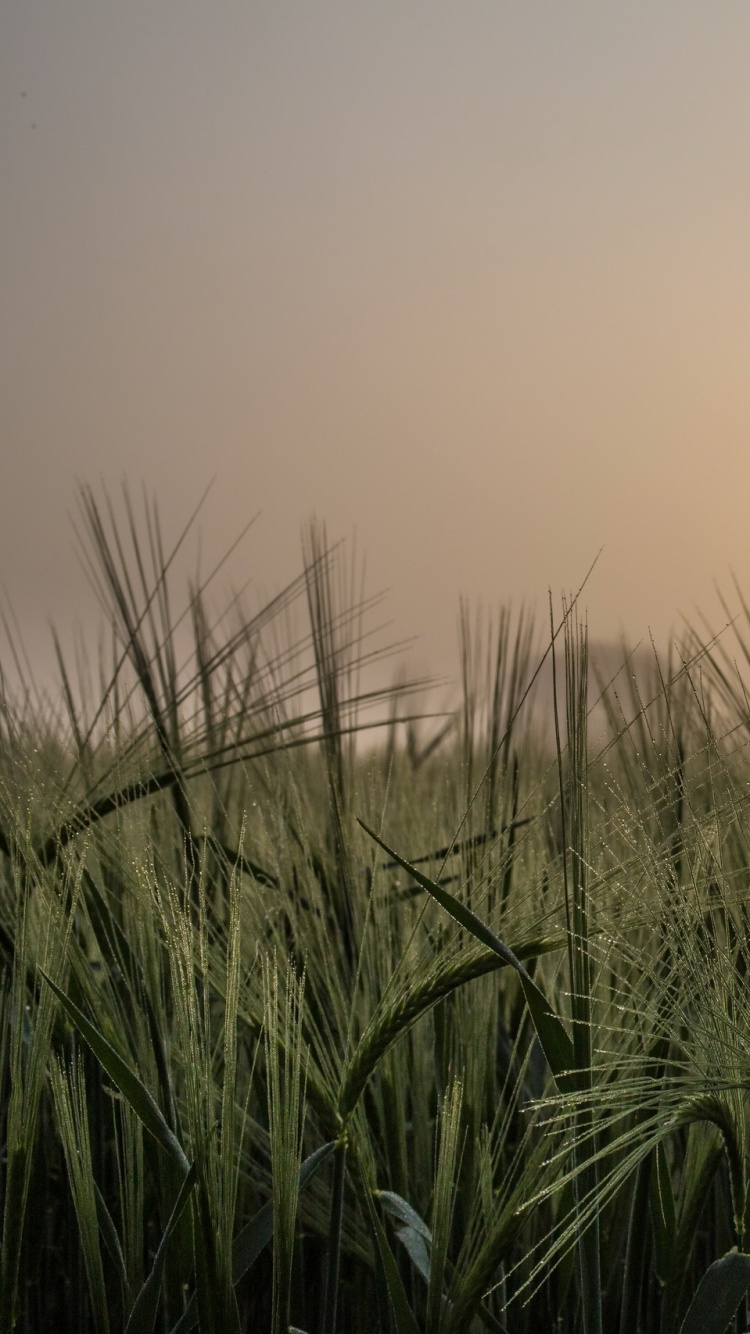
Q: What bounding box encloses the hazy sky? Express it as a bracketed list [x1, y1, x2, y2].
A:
[2, 2, 750, 680]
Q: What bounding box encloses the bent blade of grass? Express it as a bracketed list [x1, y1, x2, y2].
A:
[338, 936, 564, 1120]
[397, 1225, 431, 1284]
[379, 1187, 508, 1334]
[377, 1190, 432, 1242]
[678, 1251, 750, 1334]
[378, 1190, 433, 1284]
[358, 821, 574, 1090]
[40, 970, 190, 1174]
[362, 1183, 420, 1334]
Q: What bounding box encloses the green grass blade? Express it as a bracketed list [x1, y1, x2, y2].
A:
[94, 1182, 128, 1291]
[50, 1051, 111, 1334]
[377, 1190, 432, 1242]
[263, 956, 308, 1334]
[362, 1184, 421, 1334]
[358, 822, 574, 1087]
[518, 978, 575, 1090]
[396, 1226, 431, 1284]
[83, 869, 179, 1135]
[427, 1078, 462, 1333]
[320, 1141, 347, 1334]
[678, 1252, 750, 1334]
[124, 1164, 197, 1334]
[40, 970, 189, 1173]
[661, 1125, 724, 1334]
[649, 1141, 676, 1285]
[556, 613, 601, 1334]
[618, 1158, 651, 1334]
[232, 1140, 335, 1286]
[358, 823, 527, 970]
[338, 936, 564, 1119]
[1, 1148, 28, 1334]
[167, 1142, 336, 1334]
[475, 1308, 508, 1334]
[380, 1190, 509, 1324]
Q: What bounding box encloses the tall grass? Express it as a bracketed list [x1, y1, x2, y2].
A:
[1, 488, 750, 1331]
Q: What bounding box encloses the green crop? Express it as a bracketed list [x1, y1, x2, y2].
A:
[0, 486, 750, 1333]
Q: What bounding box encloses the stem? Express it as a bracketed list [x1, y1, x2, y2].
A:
[321, 1139, 347, 1334]
[620, 1157, 651, 1334]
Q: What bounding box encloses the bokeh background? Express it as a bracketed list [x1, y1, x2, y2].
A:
[2, 2, 750, 683]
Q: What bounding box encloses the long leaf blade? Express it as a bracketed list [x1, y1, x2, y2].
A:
[396, 1226, 431, 1284]
[377, 1190, 432, 1242]
[679, 1251, 750, 1334]
[362, 1187, 420, 1334]
[167, 1141, 336, 1334]
[358, 823, 574, 1086]
[124, 1165, 197, 1334]
[40, 971, 189, 1173]
[649, 1141, 677, 1285]
[94, 1181, 128, 1291]
[232, 1140, 335, 1287]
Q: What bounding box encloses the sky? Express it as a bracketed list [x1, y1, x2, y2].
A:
[2, 1, 750, 686]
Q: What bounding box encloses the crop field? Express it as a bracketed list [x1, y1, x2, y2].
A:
[2, 490, 750, 1333]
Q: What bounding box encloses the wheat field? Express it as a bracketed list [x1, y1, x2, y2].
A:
[1, 489, 749, 1333]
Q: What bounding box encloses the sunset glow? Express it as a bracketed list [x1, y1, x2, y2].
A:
[2, 2, 750, 675]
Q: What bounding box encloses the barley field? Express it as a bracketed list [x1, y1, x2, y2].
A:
[2, 490, 750, 1333]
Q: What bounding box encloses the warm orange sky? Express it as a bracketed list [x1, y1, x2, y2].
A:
[2, 2, 750, 681]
